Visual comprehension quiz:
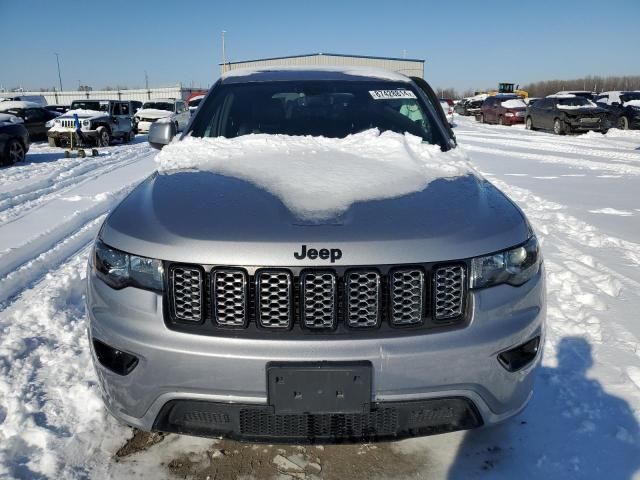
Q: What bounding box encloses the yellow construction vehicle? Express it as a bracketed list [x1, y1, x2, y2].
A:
[496, 83, 528, 98]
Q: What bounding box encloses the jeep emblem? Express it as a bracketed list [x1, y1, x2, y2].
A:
[294, 245, 342, 263]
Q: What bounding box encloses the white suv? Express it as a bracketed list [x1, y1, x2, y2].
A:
[134, 98, 190, 134]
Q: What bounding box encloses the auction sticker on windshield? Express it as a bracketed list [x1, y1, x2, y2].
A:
[369, 90, 417, 100]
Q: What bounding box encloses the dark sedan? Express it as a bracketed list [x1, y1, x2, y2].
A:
[0, 105, 59, 140]
[525, 96, 609, 135]
[0, 114, 30, 166]
[595, 91, 640, 130]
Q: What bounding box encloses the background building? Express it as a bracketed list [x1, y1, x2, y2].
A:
[220, 53, 425, 78]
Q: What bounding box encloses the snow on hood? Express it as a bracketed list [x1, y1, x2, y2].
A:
[155, 129, 473, 221]
[467, 93, 488, 102]
[60, 109, 107, 118]
[501, 99, 526, 108]
[0, 113, 24, 126]
[136, 108, 172, 119]
[623, 99, 640, 107]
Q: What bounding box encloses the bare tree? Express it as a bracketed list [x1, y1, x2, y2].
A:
[524, 75, 640, 97]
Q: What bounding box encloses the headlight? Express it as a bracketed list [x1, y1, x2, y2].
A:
[93, 240, 163, 292]
[505, 112, 514, 117]
[82, 120, 90, 127]
[470, 236, 541, 289]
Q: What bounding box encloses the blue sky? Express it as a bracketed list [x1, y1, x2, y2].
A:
[2, 0, 638, 93]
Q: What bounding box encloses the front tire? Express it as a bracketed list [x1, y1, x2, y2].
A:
[618, 116, 629, 130]
[553, 118, 565, 135]
[96, 127, 111, 147]
[525, 116, 535, 130]
[498, 116, 504, 126]
[3, 139, 25, 165]
[479, 113, 485, 123]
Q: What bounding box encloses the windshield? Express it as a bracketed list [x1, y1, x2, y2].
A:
[143, 102, 174, 111]
[189, 97, 204, 108]
[70, 101, 109, 112]
[189, 81, 445, 146]
[557, 97, 594, 107]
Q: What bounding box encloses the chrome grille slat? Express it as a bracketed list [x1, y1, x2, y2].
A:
[256, 271, 292, 329]
[212, 269, 247, 327]
[434, 265, 465, 320]
[390, 269, 424, 325]
[346, 271, 381, 328]
[301, 271, 337, 329]
[171, 266, 203, 322]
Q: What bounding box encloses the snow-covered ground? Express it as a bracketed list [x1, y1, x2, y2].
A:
[0, 119, 639, 479]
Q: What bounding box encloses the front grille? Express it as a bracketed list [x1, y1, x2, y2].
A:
[167, 264, 467, 334]
[346, 271, 381, 328]
[256, 271, 292, 329]
[301, 271, 337, 329]
[433, 265, 465, 320]
[390, 269, 424, 326]
[239, 408, 399, 438]
[212, 269, 248, 327]
[59, 119, 76, 128]
[170, 266, 203, 322]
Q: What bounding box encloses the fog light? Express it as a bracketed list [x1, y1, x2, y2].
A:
[498, 336, 540, 372]
[93, 339, 139, 375]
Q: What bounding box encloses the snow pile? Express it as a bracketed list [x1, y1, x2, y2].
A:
[155, 129, 473, 220]
[501, 99, 526, 108]
[60, 109, 107, 118]
[0, 113, 24, 126]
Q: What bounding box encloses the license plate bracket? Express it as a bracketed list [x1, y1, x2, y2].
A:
[267, 362, 372, 415]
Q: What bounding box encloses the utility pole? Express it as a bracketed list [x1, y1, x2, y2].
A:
[145, 71, 149, 89]
[55, 53, 63, 91]
[221, 30, 227, 73]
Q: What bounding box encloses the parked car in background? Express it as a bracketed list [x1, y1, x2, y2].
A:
[134, 98, 190, 133]
[523, 97, 540, 106]
[595, 91, 640, 130]
[130, 101, 143, 114]
[0, 114, 30, 165]
[479, 95, 526, 125]
[453, 99, 468, 115]
[439, 99, 454, 126]
[47, 99, 135, 147]
[188, 94, 205, 115]
[45, 105, 70, 115]
[0, 94, 47, 106]
[525, 95, 609, 135]
[0, 101, 60, 140]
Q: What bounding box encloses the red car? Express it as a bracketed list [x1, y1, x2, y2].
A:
[479, 95, 527, 125]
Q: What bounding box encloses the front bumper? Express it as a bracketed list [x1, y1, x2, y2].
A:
[136, 120, 160, 133]
[48, 128, 99, 147]
[87, 265, 545, 441]
[565, 117, 610, 132]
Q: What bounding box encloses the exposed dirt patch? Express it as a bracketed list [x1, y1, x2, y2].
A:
[115, 430, 168, 458]
[166, 439, 428, 479]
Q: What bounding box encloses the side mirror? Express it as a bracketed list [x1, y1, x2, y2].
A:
[148, 121, 176, 150]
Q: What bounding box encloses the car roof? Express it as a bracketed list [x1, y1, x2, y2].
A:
[146, 98, 177, 102]
[219, 66, 412, 84]
[0, 101, 42, 110]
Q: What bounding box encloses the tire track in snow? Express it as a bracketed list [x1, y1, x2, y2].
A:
[0, 142, 154, 226]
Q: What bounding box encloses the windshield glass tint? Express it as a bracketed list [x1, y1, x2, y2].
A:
[558, 97, 592, 107]
[71, 101, 109, 112]
[189, 81, 444, 145]
[143, 102, 174, 111]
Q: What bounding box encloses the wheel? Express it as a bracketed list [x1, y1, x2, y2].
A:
[174, 122, 180, 134]
[479, 113, 485, 123]
[128, 131, 136, 142]
[78, 149, 86, 158]
[91, 149, 99, 157]
[64, 150, 70, 158]
[617, 116, 629, 130]
[525, 116, 535, 130]
[498, 116, 504, 126]
[96, 127, 111, 147]
[3, 139, 25, 165]
[553, 118, 565, 135]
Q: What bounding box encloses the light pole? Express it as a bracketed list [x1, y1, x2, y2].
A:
[221, 30, 227, 72]
[55, 53, 63, 92]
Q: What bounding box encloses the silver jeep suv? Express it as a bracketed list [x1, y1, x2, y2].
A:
[87, 68, 545, 443]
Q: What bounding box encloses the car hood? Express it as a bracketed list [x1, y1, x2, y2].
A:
[101, 170, 530, 266]
[559, 106, 608, 115]
[136, 108, 173, 119]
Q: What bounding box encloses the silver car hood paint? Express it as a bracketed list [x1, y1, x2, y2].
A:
[101, 170, 529, 266]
